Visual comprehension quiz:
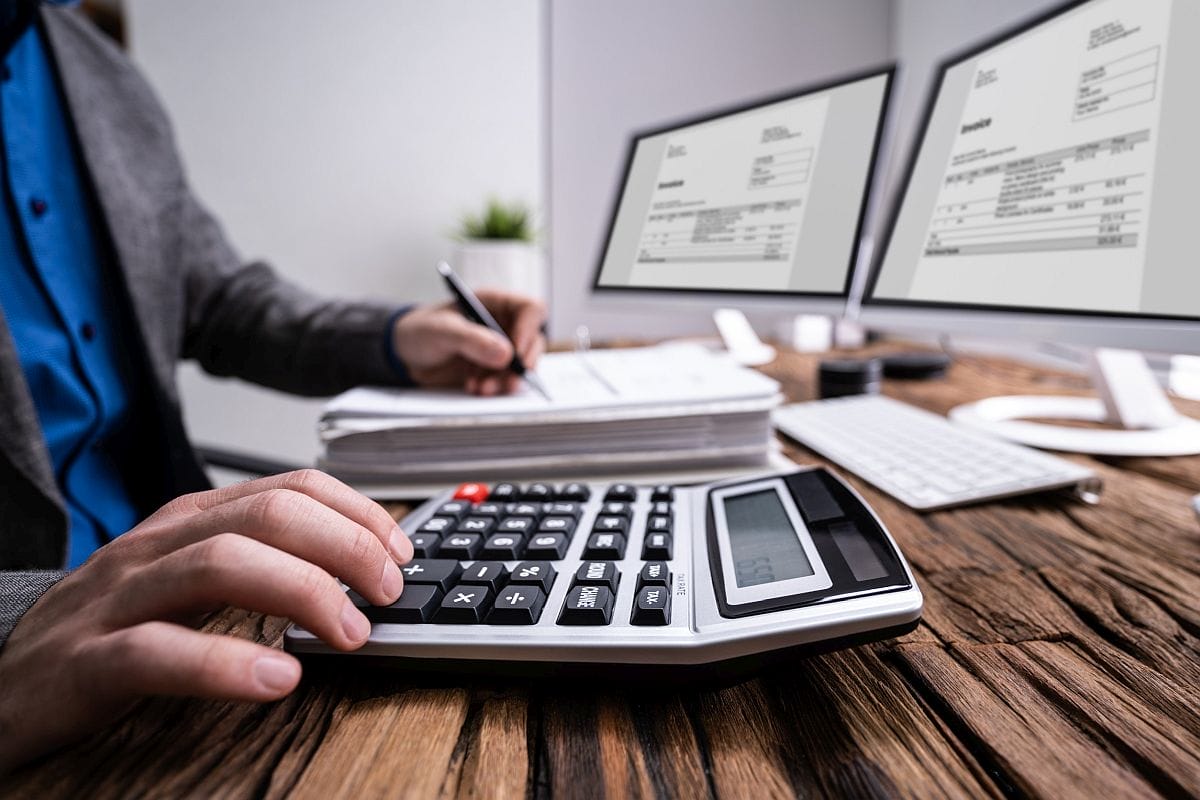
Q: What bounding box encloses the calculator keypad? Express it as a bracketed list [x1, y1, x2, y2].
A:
[355, 483, 676, 628]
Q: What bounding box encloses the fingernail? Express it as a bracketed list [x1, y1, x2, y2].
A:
[342, 602, 371, 643]
[381, 559, 403, 600]
[254, 656, 300, 693]
[388, 524, 413, 562]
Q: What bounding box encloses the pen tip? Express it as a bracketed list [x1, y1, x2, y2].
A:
[437, 261, 452, 276]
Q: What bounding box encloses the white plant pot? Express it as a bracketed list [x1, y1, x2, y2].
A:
[452, 240, 545, 301]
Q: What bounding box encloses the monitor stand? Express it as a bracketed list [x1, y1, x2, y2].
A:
[948, 348, 1200, 456]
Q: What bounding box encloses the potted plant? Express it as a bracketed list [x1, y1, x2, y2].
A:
[452, 198, 544, 300]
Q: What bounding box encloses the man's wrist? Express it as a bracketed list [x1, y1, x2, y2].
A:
[384, 306, 418, 387]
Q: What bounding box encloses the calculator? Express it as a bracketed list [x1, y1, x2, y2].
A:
[285, 467, 922, 677]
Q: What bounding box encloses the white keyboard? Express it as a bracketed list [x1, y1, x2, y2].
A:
[773, 395, 1101, 511]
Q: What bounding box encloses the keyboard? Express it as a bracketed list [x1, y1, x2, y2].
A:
[773, 395, 1101, 511]
[284, 468, 923, 678]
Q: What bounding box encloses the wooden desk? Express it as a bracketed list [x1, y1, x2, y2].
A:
[6, 347, 1200, 798]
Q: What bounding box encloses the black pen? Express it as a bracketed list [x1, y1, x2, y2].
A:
[437, 261, 550, 401]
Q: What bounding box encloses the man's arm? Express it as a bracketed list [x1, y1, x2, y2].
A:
[0, 571, 66, 649]
[175, 188, 407, 397]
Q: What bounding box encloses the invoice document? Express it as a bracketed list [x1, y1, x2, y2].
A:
[908, 0, 1172, 311]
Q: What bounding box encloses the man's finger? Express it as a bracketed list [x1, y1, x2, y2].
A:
[116, 533, 371, 651]
[154, 470, 410, 563]
[444, 314, 513, 370]
[88, 621, 302, 702]
[155, 489, 404, 607]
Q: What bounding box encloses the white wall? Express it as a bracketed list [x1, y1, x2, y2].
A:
[547, 0, 893, 340]
[126, 0, 544, 466]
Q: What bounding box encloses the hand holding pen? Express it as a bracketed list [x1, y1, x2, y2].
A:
[388, 262, 547, 396]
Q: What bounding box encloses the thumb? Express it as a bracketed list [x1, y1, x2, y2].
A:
[445, 315, 514, 370]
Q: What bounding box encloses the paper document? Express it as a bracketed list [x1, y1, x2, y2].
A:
[911, 0, 1172, 311]
[323, 343, 781, 425]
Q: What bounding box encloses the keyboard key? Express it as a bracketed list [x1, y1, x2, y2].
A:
[497, 516, 536, 535]
[523, 533, 570, 560]
[489, 483, 520, 502]
[473, 502, 506, 518]
[522, 483, 555, 501]
[600, 502, 633, 519]
[418, 517, 455, 535]
[408, 532, 441, 558]
[453, 483, 490, 504]
[510, 561, 557, 592]
[538, 516, 577, 535]
[646, 515, 672, 534]
[544, 502, 582, 519]
[434, 585, 493, 624]
[457, 517, 497, 536]
[487, 585, 547, 625]
[574, 560, 619, 591]
[400, 559, 463, 592]
[649, 501, 672, 517]
[438, 534, 484, 560]
[604, 483, 637, 502]
[348, 585, 443, 624]
[506, 503, 544, 521]
[434, 501, 472, 520]
[638, 561, 670, 588]
[592, 515, 630, 535]
[641, 532, 673, 560]
[558, 585, 614, 625]
[583, 532, 628, 563]
[460, 561, 510, 591]
[650, 484, 673, 502]
[584, 532, 626, 560]
[481, 533, 525, 560]
[559, 482, 591, 501]
[630, 585, 671, 626]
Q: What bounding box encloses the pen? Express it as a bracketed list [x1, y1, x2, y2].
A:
[436, 261, 551, 401]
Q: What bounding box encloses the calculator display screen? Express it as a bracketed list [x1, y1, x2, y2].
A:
[724, 490, 815, 587]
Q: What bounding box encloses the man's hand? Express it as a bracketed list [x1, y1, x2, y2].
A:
[0, 470, 413, 772]
[392, 288, 547, 395]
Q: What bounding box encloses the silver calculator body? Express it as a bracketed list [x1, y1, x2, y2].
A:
[285, 467, 923, 674]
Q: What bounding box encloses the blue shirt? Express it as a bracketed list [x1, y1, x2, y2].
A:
[0, 22, 140, 568]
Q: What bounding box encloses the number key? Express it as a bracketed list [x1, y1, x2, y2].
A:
[457, 516, 497, 536]
[523, 532, 569, 560]
[481, 533, 525, 560]
[418, 517, 455, 535]
[438, 534, 483, 560]
[537, 516, 577, 535]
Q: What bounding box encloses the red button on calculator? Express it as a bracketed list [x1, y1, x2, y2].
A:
[453, 483, 489, 503]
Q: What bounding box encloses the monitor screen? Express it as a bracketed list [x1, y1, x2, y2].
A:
[869, 0, 1196, 321]
[594, 69, 893, 297]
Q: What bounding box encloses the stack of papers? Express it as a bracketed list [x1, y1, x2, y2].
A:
[318, 343, 783, 483]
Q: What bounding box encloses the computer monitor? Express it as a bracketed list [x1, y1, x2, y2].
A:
[863, 0, 1200, 456]
[592, 67, 894, 327]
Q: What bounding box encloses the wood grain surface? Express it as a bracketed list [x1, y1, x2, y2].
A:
[5, 345, 1199, 799]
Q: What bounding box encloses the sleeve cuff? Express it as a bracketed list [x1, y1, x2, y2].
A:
[384, 305, 418, 387]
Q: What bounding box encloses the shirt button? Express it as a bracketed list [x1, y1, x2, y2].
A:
[29, 197, 48, 217]
[80, 322, 96, 341]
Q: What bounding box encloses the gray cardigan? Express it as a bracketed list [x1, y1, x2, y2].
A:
[0, 9, 408, 644]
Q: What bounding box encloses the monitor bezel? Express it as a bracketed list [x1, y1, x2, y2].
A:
[591, 64, 897, 302]
[862, 0, 1200, 328]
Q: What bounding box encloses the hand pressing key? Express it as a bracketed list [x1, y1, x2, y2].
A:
[0, 469, 413, 772]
